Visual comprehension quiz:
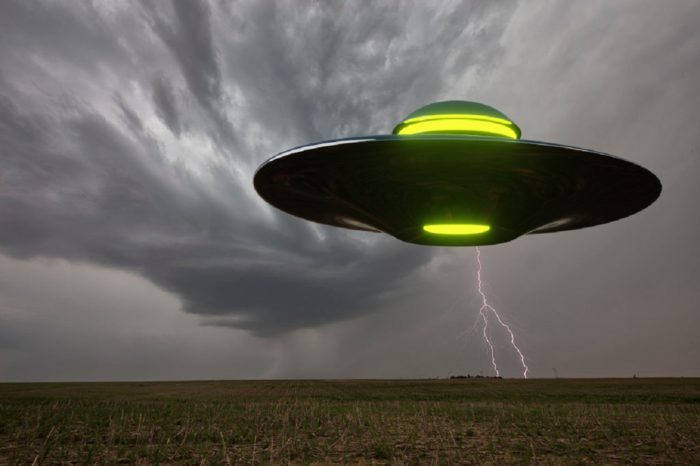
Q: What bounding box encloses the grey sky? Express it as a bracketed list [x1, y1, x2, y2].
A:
[0, 0, 698, 381]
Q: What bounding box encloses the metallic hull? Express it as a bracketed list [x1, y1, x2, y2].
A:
[254, 136, 661, 246]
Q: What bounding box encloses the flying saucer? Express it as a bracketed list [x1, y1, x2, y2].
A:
[253, 101, 661, 246]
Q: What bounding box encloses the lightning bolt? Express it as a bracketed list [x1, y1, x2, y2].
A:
[479, 303, 499, 377]
[475, 247, 529, 378]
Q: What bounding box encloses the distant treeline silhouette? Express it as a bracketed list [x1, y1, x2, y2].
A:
[450, 374, 502, 379]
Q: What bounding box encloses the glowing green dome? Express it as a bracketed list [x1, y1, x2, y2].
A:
[392, 100, 521, 139]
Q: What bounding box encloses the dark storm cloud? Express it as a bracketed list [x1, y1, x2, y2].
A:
[0, 2, 126, 72]
[146, 1, 222, 113]
[215, 1, 515, 145]
[0, 0, 517, 335]
[152, 76, 183, 136]
[144, 1, 241, 152]
[1, 0, 700, 380]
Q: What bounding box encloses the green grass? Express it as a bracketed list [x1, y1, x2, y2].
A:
[0, 378, 698, 464]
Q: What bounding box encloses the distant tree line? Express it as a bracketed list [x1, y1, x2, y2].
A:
[450, 374, 502, 379]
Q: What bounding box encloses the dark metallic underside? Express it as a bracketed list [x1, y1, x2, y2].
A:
[254, 136, 661, 246]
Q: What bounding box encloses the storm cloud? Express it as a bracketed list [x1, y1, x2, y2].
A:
[0, 0, 699, 380]
[0, 1, 519, 336]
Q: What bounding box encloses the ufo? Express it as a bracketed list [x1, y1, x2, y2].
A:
[253, 101, 661, 246]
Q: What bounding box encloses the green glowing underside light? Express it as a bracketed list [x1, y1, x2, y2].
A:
[423, 224, 491, 235]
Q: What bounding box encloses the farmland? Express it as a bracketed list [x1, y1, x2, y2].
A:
[1, 378, 699, 464]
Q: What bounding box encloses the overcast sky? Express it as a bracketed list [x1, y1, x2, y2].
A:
[1, 0, 698, 381]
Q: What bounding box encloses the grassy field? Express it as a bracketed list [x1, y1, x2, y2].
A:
[0, 378, 698, 465]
